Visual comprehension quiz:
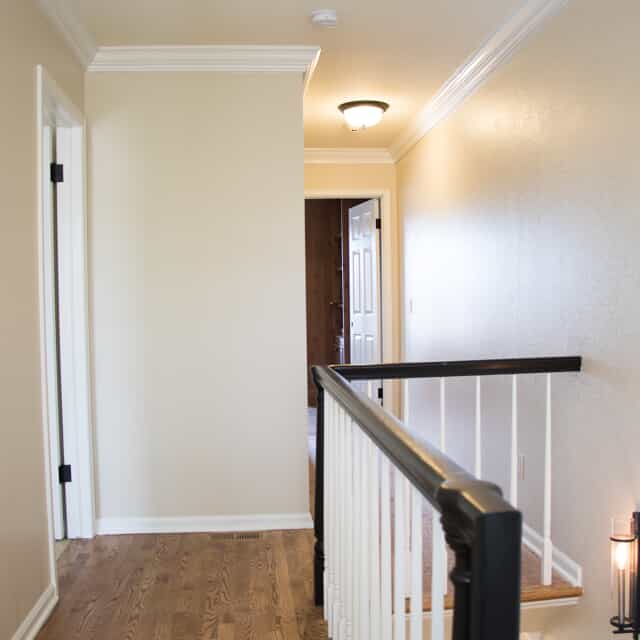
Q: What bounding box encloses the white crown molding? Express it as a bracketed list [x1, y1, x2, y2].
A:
[304, 147, 394, 165]
[303, 47, 322, 95]
[38, 0, 97, 68]
[96, 512, 313, 535]
[88, 45, 321, 81]
[10, 584, 57, 640]
[389, 0, 568, 161]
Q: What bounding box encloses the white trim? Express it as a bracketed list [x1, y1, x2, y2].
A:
[389, 0, 568, 161]
[88, 45, 321, 78]
[304, 147, 394, 165]
[10, 584, 58, 640]
[520, 596, 581, 611]
[523, 523, 583, 587]
[96, 513, 313, 535]
[303, 48, 322, 95]
[37, 65, 96, 547]
[37, 0, 97, 68]
[36, 67, 60, 609]
[413, 594, 579, 622]
[304, 189, 398, 416]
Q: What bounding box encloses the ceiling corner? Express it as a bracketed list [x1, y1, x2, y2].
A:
[304, 147, 394, 165]
[38, 0, 97, 69]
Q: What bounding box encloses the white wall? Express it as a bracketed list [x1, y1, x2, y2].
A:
[0, 3, 85, 638]
[86, 72, 310, 526]
[397, 0, 640, 637]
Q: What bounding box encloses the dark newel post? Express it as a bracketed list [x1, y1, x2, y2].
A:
[440, 493, 472, 640]
[450, 545, 472, 640]
[313, 377, 325, 606]
[439, 481, 521, 640]
[470, 511, 521, 640]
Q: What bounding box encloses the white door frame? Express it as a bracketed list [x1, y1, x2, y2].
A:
[304, 189, 398, 414]
[36, 66, 95, 577]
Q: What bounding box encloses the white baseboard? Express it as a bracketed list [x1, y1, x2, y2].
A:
[523, 523, 583, 587]
[11, 583, 58, 640]
[96, 512, 313, 535]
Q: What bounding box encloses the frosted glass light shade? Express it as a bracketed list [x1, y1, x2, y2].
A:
[339, 100, 389, 131]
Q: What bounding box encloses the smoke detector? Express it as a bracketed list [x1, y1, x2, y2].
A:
[311, 9, 337, 28]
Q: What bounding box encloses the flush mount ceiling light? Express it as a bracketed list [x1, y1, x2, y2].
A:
[338, 100, 389, 131]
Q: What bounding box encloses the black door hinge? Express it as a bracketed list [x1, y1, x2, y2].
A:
[375, 218, 381, 230]
[50, 163, 64, 184]
[58, 464, 72, 484]
[377, 386, 384, 400]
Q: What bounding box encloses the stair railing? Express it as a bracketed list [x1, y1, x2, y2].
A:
[312, 356, 582, 640]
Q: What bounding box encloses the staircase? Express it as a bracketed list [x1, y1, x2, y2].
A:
[310, 357, 584, 640]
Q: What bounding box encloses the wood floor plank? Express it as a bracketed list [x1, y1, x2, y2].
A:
[38, 531, 325, 640]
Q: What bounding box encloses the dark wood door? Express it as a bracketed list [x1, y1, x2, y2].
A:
[305, 199, 343, 406]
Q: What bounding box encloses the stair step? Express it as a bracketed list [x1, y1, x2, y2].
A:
[415, 503, 583, 611]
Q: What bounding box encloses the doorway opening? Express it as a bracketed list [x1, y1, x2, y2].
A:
[304, 197, 383, 409]
[37, 66, 95, 589]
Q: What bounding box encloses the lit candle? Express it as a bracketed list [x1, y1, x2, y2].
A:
[616, 541, 630, 624]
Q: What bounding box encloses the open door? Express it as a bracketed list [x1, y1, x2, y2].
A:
[348, 199, 382, 398]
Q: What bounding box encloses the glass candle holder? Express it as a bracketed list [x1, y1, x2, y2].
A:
[612, 516, 635, 627]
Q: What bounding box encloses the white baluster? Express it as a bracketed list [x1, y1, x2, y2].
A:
[543, 373, 553, 585]
[335, 403, 344, 639]
[431, 512, 446, 640]
[400, 380, 414, 602]
[393, 467, 407, 640]
[346, 416, 354, 640]
[403, 379, 410, 424]
[404, 474, 411, 597]
[330, 397, 340, 638]
[352, 424, 361, 639]
[410, 487, 423, 640]
[359, 430, 371, 640]
[325, 396, 334, 627]
[369, 440, 381, 640]
[429, 376, 449, 640]
[475, 376, 482, 479]
[510, 375, 518, 507]
[439, 379, 448, 595]
[380, 454, 392, 640]
[439, 378, 446, 452]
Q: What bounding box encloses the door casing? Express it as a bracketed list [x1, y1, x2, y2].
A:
[37, 65, 95, 594]
[304, 188, 399, 417]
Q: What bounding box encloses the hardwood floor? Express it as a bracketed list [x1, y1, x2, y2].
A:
[38, 409, 580, 639]
[38, 531, 326, 640]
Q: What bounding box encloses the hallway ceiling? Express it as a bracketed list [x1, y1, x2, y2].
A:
[69, 0, 522, 148]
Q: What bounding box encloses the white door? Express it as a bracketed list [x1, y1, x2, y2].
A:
[349, 199, 382, 397]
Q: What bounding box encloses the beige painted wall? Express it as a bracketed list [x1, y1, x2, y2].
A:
[86, 72, 309, 523]
[304, 162, 396, 196]
[397, 0, 639, 636]
[0, 3, 85, 638]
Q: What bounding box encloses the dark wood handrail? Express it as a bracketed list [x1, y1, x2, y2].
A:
[310, 355, 582, 640]
[333, 355, 582, 380]
[313, 366, 513, 516]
